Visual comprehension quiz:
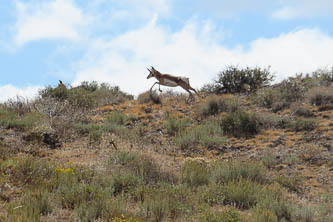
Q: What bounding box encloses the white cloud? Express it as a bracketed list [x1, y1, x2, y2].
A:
[272, 7, 299, 20]
[14, 0, 88, 46]
[84, 0, 171, 33]
[187, 0, 333, 19]
[122, 0, 170, 16]
[246, 28, 333, 81]
[191, 0, 272, 17]
[0, 85, 41, 102]
[71, 18, 333, 96]
[273, 0, 333, 19]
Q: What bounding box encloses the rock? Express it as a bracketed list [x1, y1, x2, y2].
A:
[43, 133, 61, 149]
[23, 132, 61, 149]
[144, 107, 152, 113]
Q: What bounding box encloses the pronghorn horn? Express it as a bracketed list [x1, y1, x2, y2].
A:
[147, 68, 151, 72]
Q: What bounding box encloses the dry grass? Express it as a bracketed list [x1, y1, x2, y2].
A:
[1, 79, 333, 221]
[306, 86, 333, 106]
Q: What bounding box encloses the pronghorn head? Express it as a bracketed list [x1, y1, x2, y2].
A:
[147, 66, 158, 79]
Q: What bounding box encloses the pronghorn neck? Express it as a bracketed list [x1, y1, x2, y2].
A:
[154, 71, 163, 81]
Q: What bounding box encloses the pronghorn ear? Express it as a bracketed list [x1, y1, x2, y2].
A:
[151, 66, 155, 71]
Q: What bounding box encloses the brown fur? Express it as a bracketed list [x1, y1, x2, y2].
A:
[146, 66, 201, 102]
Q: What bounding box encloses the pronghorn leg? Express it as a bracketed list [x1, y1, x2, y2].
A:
[186, 94, 195, 104]
[184, 89, 194, 104]
[158, 84, 162, 92]
[150, 82, 159, 92]
[189, 86, 201, 98]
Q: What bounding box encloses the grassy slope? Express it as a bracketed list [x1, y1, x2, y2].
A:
[0, 84, 333, 221]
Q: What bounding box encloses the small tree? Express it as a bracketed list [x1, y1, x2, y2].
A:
[213, 66, 274, 94]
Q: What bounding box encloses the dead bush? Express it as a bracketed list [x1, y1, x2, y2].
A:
[306, 86, 333, 106]
[137, 90, 161, 104]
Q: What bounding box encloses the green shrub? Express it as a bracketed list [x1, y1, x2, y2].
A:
[79, 81, 99, 92]
[131, 156, 165, 183]
[8, 203, 41, 222]
[197, 96, 240, 117]
[39, 84, 69, 101]
[258, 113, 291, 129]
[252, 88, 278, 108]
[109, 151, 138, 166]
[56, 179, 104, 209]
[254, 75, 309, 111]
[261, 154, 278, 169]
[175, 132, 196, 150]
[288, 118, 317, 132]
[200, 184, 225, 205]
[200, 83, 217, 94]
[307, 86, 333, 106]
[222, 178, 262, 209]
[276, 76, 308, 107]
[175, 121, 225, 150]
[166, 116, 190, 136]
[39, 81, 133, 109]
[22, 189, 53, 217]
[274, 175, 303, 192]
[180, 160, 210, 187]
[249, 208, 278, 222]
[198, 97, 221, 117]
[76, 200, 105, 222]
[76, 196, 126, 222]
[199, 208, 240, 222]
[220, 110, 261, 138]
[11, 157, 56, 186]
[224, 98, 241, 113]
[212, 160, 268, 184]
[109, 172, 140, 195]
[104, 121, 138, 141]
[107, 111, 127, 126]
[0, 109, 46, 130]
[142, 184, 192, 220]
[272, 101, 290, 113]
[113, 152, 171, 184]
[291, 206, 316, 222]
[298, 144, 322, 162]
[75, 112, 134, 142]
[192, 122, 224, 147]
[198, 135, 226, 149]
[0, 145, 14, 161]
[4, 96, 33, 116]
[255, 185, 292, 221]
[213, 66, 274, 94]
[144, 192, 170, 222]
[311, 67, 333, 86]
[55, 180, 82, 209]
[293, 106, 313, 117]
[284, 155, 300, 166]
[75, 123, 104, 142]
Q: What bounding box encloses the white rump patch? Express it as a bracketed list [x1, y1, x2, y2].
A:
[179, 77, 189, 85]
[161, 76, 190, 87]
[163, 78, 178, 87]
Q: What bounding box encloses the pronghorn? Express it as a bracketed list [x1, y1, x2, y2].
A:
[146, 66, 201, 101]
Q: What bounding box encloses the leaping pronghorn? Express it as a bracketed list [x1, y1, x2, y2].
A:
[146, 66, 201, 102]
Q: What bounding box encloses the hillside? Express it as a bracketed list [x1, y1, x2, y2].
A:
[1, 71, 333, 221]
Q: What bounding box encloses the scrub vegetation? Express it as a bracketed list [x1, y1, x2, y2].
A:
[1, 67, 333, 221]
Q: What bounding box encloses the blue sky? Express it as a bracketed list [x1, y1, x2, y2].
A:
[0, 0, 333, 101]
